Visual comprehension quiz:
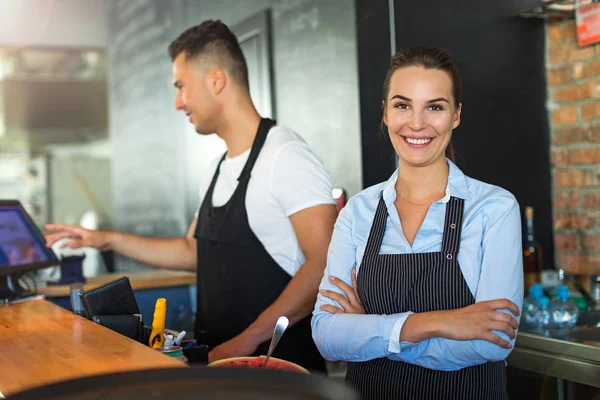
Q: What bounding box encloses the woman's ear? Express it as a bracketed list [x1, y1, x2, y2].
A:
[452, 103, 462, 129]
[382, 101, 388, 126]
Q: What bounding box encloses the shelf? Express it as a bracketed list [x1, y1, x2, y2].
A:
[517, 0, 576, 20]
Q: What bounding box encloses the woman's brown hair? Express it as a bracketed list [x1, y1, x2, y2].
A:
[381, 45, 461, 163]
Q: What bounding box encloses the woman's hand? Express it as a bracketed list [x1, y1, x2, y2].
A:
[319, 269, 366, 314]
[437, 299, 520, 349]
[401, 299, 520, 348]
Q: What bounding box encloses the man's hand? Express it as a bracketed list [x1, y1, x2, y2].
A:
[208, 332, 260, 363]
[44, 219, 198, 271]
[236, 204, 337, 345]
[45, 224, 114, 251]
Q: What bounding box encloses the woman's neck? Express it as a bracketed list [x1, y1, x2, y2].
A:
[395, 158, 449, 203]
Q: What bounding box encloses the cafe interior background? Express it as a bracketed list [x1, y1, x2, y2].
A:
[0, 0, 599, 398]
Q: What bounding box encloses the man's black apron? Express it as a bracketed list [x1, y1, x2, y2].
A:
[346, 196, 507, 399]
[194, 118, 326, 371]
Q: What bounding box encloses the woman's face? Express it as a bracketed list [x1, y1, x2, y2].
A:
[383, 66, 461, 168]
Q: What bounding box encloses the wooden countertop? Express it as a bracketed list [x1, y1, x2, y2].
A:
[37, 269, 197, 298]
[0, 299, 186, 396]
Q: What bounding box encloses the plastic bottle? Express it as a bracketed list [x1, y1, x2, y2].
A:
[549, 284, 579, 329]
[532, 296, 552, 335]
[523, 283, 544, 327]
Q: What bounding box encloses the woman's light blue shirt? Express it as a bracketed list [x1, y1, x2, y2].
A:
[311, 160, 524, 371]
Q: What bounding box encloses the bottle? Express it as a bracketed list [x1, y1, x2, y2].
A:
[549, 284, 579, 329]
[591, 275, 600, 310]
[533, 296, 552, 335]
[523, 283, 544, 328]
[523, 206, 543, 289]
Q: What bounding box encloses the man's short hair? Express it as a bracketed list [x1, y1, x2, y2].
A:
[168, 20, 249, 89]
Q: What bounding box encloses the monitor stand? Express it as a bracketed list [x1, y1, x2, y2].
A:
[0, 275, 32, 302]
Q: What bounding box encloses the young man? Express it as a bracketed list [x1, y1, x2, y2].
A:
[45, 20, 337, 370]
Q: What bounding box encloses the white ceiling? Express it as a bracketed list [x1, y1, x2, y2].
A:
[0, 0, 107, 48]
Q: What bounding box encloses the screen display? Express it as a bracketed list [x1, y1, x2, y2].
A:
[0, 204, 57, 269]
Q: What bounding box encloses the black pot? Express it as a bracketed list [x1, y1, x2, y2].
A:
[9, 366, 358, 400]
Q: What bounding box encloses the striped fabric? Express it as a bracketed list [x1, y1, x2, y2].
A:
[346, 196, 507, 400]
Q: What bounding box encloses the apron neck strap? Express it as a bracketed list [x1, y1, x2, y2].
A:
[440, 197, 464, 255]
[238, 118, 275, 182]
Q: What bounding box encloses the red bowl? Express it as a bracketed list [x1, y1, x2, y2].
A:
[207, 356, 310, 374]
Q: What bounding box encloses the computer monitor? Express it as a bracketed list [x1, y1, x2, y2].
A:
[0, 200, 60, 300]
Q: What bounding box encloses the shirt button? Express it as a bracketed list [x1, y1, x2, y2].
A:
[446, 253, 453, 260]
[450, 223, 456, 229]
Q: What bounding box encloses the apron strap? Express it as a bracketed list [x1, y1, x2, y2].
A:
[238, 118, 275, 182]
[441, 196, 465, 256]
[204, 152, 228, 201]
[202, 118, 274, 209]
[363, 196, 388, 257]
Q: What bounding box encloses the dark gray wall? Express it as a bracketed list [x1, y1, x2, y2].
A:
[355, 0, 395, 188]
[107, 0, 361, 271]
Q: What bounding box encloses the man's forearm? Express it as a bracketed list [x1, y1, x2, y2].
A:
[108, 232, 197, 271]
[244, 258, 323, 344]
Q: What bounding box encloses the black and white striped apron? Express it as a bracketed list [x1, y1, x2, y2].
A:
[345, 196, 507, 400]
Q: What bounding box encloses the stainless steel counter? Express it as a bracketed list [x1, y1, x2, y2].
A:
[507, 331, 600, 388]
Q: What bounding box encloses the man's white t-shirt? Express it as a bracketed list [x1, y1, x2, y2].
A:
[195, 125, 335, 277]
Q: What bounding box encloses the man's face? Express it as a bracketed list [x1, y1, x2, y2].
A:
[172, 53, 219, 134]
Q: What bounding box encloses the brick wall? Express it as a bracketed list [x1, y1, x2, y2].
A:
[547, 19, 600, 275]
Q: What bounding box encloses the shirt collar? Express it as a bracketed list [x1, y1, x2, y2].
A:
[381, 158, 471, 203]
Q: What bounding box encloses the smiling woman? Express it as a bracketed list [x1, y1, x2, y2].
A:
[381, 46, 461, 168]
[311, 46, 524, 400]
